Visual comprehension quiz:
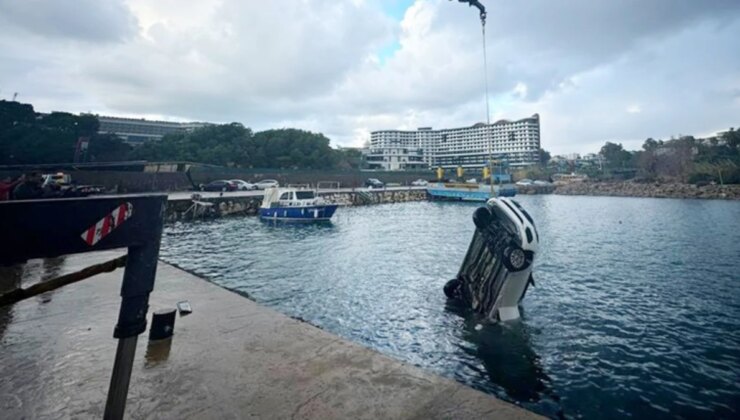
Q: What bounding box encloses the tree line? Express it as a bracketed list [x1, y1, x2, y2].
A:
[595, 130, 740, 184]
[0, 100, 362, 169]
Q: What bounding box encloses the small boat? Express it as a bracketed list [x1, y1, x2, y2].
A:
[426, 182, 516, 202]
[259, 186, 338, 222]
[443, 197, 538, 321]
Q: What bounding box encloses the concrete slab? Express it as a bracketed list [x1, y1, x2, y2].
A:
[0, 252, 542, 419]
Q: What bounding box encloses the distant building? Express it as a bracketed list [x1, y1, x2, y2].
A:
[370, 114, 541, 170]
[365, 146, 426, 171]
[96, 116, 206, 145]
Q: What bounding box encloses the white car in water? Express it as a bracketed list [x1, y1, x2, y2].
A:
[444, 197, 539, 322]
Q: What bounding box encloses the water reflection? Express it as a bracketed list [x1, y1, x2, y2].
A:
[0, 265, 23, 341]
[445, 301, 563, 417]
[145, 337, 173, 367]
[38, 257, 65, 304]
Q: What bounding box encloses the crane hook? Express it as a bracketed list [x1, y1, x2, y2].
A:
[453, 0, 487, 26]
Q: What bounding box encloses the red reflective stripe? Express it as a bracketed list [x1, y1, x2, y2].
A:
[116, 204, 126, 225]
[100, 212, 112, 238]
[85, 227, 95, 245]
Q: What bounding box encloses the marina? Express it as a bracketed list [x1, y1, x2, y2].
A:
[0, 0, 738, 418]
[160, 196, 740, 419]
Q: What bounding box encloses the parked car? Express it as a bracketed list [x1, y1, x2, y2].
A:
[254, 179, 280, 190]
[365, 178, 384, 188]
[202, 180, 237, 192]
[411, 179, 428, 186]
[515, 179, 533, 186]
[41, 172, 104, 197]
[229, 179, 256, 191]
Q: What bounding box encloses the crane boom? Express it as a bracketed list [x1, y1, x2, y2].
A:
[454, 0, 486, 25]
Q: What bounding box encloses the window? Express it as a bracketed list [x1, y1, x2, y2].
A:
[295, 191, 314, 199]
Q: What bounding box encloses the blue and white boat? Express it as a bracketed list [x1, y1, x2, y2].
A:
[259, 187, 338, 222]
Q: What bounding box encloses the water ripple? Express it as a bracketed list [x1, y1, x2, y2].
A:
[160, 196, 740, 419]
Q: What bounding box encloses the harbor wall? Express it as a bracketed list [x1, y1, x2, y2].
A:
[166, 189, 428, 221]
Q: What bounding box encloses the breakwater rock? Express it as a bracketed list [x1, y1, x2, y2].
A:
[554, 181, 740, 200]
[514, 185, 556, 195]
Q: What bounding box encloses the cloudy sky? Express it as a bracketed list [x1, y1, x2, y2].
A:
[0, 0, 738, 154]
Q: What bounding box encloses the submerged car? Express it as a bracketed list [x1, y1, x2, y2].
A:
[444, 197, 539, 322]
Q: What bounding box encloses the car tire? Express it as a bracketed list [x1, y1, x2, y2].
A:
[502, 244, 529, 272]
[473, 206, 493, 230]
[443, 278, 462, 299]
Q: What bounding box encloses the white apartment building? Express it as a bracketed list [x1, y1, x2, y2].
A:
[370, 114, 541, 170]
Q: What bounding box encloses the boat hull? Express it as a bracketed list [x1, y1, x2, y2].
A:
[259, 204, 338, 222]
[427, 185, 516, 202]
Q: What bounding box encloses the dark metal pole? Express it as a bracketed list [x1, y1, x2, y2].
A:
[103, 337, 138, 420]
[104, 239, 162, 419]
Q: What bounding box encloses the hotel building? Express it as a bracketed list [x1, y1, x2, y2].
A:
[369, 114, 541, 170]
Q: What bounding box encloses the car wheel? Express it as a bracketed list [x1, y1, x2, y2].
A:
[443, 278, 462, 299]
[503, 244, 529, 272]
[473, 206, 493, 230]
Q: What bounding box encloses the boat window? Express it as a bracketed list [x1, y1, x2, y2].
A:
[279, 192, 291, 200]
[295, 191, 315, 199]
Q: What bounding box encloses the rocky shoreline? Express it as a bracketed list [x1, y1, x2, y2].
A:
[553, 181, 740, 200]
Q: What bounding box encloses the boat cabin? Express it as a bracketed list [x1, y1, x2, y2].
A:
[261, 188, 319, 209]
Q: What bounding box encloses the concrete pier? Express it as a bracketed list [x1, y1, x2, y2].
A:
[0, 251, 542, 419]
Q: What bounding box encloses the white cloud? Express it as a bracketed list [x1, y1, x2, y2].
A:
[0, 0, 739, 154]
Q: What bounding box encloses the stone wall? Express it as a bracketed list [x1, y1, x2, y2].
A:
[166, 189, 428, 222]
[554, 181, 740, 200]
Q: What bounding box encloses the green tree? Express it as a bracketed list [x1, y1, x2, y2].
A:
[600, 142, 632, 169]
[538, 148, 551, 167]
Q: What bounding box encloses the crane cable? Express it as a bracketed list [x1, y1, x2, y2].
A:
[479, 16, 495, 193]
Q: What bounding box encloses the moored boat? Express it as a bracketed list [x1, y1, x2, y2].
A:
[426, 182, 516, 202]
[259, 187, 338, 222]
